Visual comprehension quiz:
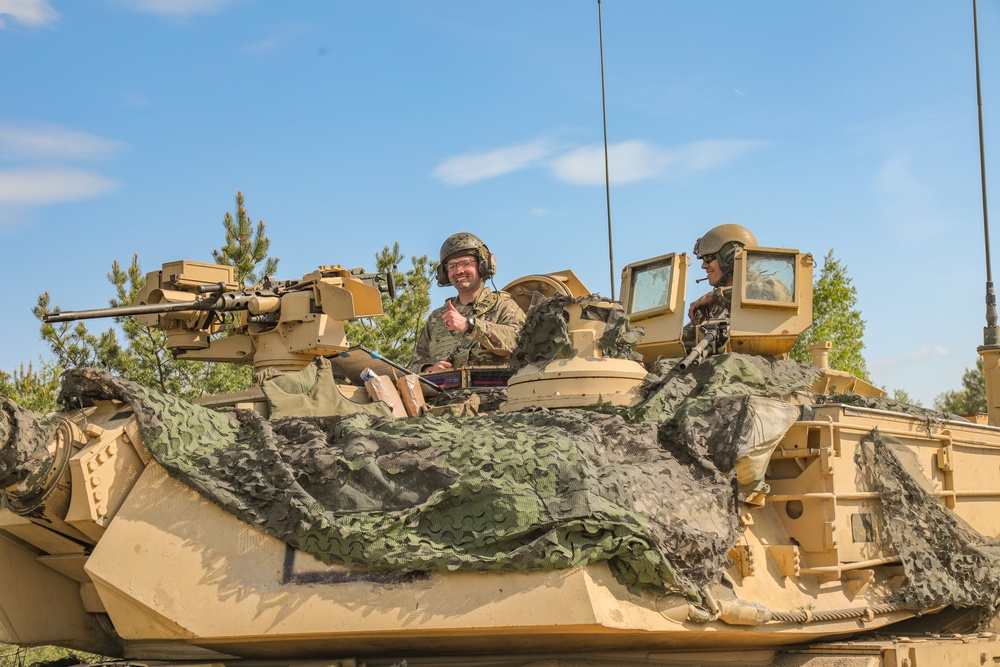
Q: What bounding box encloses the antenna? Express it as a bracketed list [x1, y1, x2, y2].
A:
[597, 0, 615, 300]
[974, 0, 998, 345]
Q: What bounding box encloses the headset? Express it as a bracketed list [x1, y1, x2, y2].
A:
[437, 244, 496, 287]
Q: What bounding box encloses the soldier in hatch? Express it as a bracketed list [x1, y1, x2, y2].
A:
[410, 233, 526, 373]
[684, 224, 792, 348]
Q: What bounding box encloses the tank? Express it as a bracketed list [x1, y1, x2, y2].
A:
[3, 247, 1000, 667]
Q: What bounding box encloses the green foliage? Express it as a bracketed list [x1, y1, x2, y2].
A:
[212, 190, 279, 288]
[345, 243, 435, 365]
[0, 643, 108, 667]
[889, 387, 922, 407]
[20, 191, 278, 405]
[935, 357, 986, 415]
[34, 292, 122, 372]
[0, 361, 62, 413]
[791, 249, 870, 381]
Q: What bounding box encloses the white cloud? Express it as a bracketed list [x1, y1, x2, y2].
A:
[0, 125, 125, 217]
[0, 0, 58, 28]
[0, 168, 118, 205]
[0, 124, 124, 161]
[432, 138, 767, 187]
[554, 139, 765, 184]
[550, 140, 670, 185]
[431, 139, 555, 186]
[114, 0, 235, 18]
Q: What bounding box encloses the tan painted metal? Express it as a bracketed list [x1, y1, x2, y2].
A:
[728, 247, 814, 357]
[502, 269, 590, 314]
[1, 396, 992, 663]
[8, 251, 1000, 665]
[503, 299, 647, 410]
[132, 260, 387, 372]
[619, 252, 689, 362]
[811, 368, 887, 397]
[980, 345, 1000, 426]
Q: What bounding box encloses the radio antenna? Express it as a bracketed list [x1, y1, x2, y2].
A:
[597, 0, 615, 299]
[974, 0, 998, 344]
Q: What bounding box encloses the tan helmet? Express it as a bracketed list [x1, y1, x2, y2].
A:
[693, 224, 757, 276]
[436, 232, 496, 287]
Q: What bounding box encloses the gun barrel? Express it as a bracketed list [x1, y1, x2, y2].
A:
[677, 334, 713, 370]
[43, 297, 223, 323]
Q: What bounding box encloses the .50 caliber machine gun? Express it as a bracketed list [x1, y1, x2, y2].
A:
[677, 318, 730, 370]
[44, 260, 395, 373]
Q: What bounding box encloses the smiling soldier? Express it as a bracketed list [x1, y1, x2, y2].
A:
[410, 233, 526, 373]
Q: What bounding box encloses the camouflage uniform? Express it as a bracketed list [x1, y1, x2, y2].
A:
[410, 288, 525, 372]
[682, 287, 732, 350]
[682, 271, 793, 349]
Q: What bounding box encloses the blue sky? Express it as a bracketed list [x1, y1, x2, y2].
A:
[1, 0, 998, 406]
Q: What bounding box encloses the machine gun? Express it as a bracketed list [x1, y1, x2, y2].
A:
[44, 260, 395, 373]
[677, 318, 730, 370]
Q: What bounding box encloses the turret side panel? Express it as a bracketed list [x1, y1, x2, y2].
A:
[0, 530, 117, 654]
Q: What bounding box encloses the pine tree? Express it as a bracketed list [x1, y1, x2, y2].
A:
[0, 361, 62, 413]
[212, 190, 279, 288]
[26, 191, 279, 403]
[935, 357, 986, 415]
[345, 243, 435, 365]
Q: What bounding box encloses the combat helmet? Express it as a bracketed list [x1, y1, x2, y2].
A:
[437, 232, 496, 286]
[693, 224, 757, 277]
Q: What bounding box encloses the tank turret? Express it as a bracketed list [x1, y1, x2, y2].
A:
[3, 247, 1000, 667]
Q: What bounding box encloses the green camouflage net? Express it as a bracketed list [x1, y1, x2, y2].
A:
[818, 392, 968, 423]
[52, 352, 822, 601]
[0, 398, 59, 490]
[11, 345, 1000, 623]
[509, 295, 644, 372]
[859, 429, 1000, 627]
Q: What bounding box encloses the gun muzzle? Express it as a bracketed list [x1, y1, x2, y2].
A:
[678, 333, 715, 370]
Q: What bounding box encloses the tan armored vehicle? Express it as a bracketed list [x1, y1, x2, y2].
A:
[3, 245, 1000, 667]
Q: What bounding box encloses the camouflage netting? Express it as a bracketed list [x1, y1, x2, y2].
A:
[46, 351, 818, 603]
[818, 392, 968, 423]
[0, 397, 59, 490]
[859, 429, 1000, 626]
[628, 356, 821, 498]
[509, 294, 644, 372]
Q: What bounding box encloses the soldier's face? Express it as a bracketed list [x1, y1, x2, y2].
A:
[446, 255, 481, 291]
[702, 257, 725, 287]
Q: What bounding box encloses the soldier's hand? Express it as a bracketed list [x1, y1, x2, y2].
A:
[442, 301, 469, 332]
[688, 292, 713, 323]
[426, 360, 453, 372]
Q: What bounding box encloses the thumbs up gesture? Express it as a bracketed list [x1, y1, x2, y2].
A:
[442, 301, 469, 332]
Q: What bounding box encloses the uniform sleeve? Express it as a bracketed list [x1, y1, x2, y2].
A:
[712, 286, 733, 312]
[470, 295, 526, 358]
[409, 318, 435, 372]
